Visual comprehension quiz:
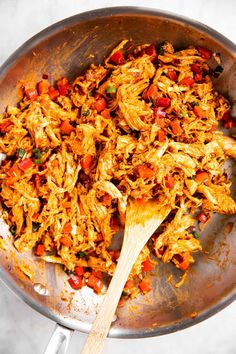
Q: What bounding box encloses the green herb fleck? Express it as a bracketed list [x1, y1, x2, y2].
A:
[192, 231, 199, 239]
[192, 102, 199, 107]
[122, 291, 129, 297]
[77, 251, 86, 258]
[9, 224, 16, 236]
[151, 98, 156, 107]
[190, 175, 195, 180]
[32, 222, 41, 232]
[44, 147, 49, 153]
[106, 86, 117, 94]
[82, 110, 89, 117]
[158, 46, 164, 55]
[34, 158, 42, 165]
[33, 148, 42, 159]
[180, 109, 186, 118]
[167, 126, 172, 131]
[16, 148, 26, 159]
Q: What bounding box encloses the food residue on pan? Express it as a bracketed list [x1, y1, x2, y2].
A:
[0, 40, 236, 303]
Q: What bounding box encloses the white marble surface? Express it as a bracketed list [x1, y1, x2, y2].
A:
[0, 0, 236, 353]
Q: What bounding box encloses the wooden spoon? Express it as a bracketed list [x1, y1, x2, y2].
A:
[81, 199, 171, 354]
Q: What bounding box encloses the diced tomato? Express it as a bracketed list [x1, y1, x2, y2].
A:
[19, 158, 34, 171]
[110, 51, 125, 65]
[110, 216, 119, 232]
[68, 275, 83, 290]
[81, 155, 93, 170]
[193, 106, 206, 118]
[96, 233, 104, 242]
[25, 88, 38, 101]
[100, 109, 110, 119]
[92, 270, 103, 280]
[94, 98, 107, 113]
[197, 46, 212, 60]
[137, 164, 155, 179]
[155, 118, 165, 127]
[139, 280, 151, 293]
[224, 119, 236, 129]
[139, 44, 157, 61]
[87, 274, 103, 293]
[198, 211, 209, 224]
[221, 111, 231, 121]
[0, 120, 13, 133]
[145, 84, 159, 101]
[195, 73, 203, 82]
[167, 69, 178, 81]
[34, 244, 45, 256]
[48, 87, 59, 100]
[125, 279, 134, 289]
[102, 194, 112, 206]
[179, 260, 190, 271]
[38, 80, 50, 95]
[158, 129, 166, 142]
[32, 212, 39, 220]
[165, 175, 175, 189]
[62, 222, 72, 234]
[142, 260, 154, 272]
[75, 266, 84, 276]
[57, 78, 71, 96]
[195, 171, 209, 183]
[191, 64, 201, 74]
[170, 121, 183, 135]
[136, 195, 147, 204]
[210, 124, 217, 132]
[60, 121, 74, 135]
[5, 176, 17, 186]
[156, 97, 170, 108]
[60, 237, 72, 247]
[179, 76, 195, 87]
[8, 165, 22, 177]
[154, 107, 166, 118]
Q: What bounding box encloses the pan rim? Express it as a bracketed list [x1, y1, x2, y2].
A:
[0, 6, 236, 338]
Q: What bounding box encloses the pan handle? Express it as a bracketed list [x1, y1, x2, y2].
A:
[44, 323, 73, 354]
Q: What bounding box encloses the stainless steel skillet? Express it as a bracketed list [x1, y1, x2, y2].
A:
[0, 6, 236, 354]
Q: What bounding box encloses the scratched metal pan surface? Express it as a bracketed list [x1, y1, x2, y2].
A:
[0, 7, 236, 339]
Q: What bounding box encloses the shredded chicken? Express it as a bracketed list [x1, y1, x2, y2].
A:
[0, 41, 235, 297]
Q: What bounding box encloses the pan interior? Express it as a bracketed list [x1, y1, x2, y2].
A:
[0, 8, 236, 338]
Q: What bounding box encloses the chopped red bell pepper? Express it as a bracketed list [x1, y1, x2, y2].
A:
[110, 51, 125, 65]
[145, 84, 159, 101]
[57, 78, 71, 96]
[0, 120, 13, 133]
[100, 109, 111, 119]
[125, 279, 134, 289]
[155, 118, 165, 128]
[165, 175, 175, 189]
[195, 171, 209, 182]
[224, 119, 236, 129]
[75, 266, 84, 276]
[193, 106, 206, 118]
[62, 222, 72, 234]
[198, 211, 209, 224]
[81, 155, 93, 170]
[158, 129, 166, 142]
[68, 275, 83, 290]
[38, 80, 50, 95]
[48, 87, 60, 100]
[167, 69, 178, 81]
[139, 44, 157, 61]
[139, 280, 151, 293]
[156, 97, 170, 108]
[60, 237, 72, 247]
[19, 158, 34, 171]
[94, 98, 107, 112]
[178, 260, 190, 271]
[92, 270, 103, 280]
[137, 165, 155, 179]
[179, 76, 195, 87]
[197, 46, 212, 60]
[25, 88, 38, 101]
[191, 64, 201, 74]
[60, 121, 74, 135]
[34, 244, 45, 256]
[87, 274, 103, 293]
[170, 121, 183, 134]
[142, 260, 154, 272]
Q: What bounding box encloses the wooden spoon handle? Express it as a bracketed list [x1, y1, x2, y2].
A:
[80, 235, 145, 354]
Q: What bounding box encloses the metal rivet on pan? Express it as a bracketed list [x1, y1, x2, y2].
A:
[33, 283, 49, 296]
